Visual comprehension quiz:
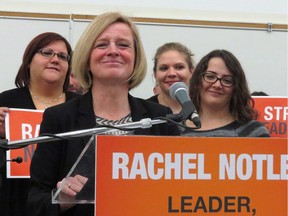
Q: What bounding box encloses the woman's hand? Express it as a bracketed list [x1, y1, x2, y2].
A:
[57, 175, 88, 211]
[0, 107, 9, 138]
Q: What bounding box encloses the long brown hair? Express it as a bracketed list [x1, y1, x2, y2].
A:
[189, 49, 258, 123]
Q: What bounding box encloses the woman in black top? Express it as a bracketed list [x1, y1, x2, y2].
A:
[27, 12, 179, 216]
[147, 42, 195, 114]
[0, 32, 79, 216]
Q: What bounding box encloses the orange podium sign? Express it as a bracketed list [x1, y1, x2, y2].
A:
[5, 108, 43, 178]
[95, 136, 287, 216]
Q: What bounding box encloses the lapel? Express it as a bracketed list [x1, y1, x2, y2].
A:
[128, 94, 150, 135]
[76, 91, 96, 146]
[74, 93, 152, 137]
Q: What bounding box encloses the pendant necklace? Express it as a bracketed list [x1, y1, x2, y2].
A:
[30, 90, 64, 109]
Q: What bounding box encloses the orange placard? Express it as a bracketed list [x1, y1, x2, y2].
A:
[253, 96, 288, 138]
[5, 108, 43, 178]
[95, 136, 287, 216]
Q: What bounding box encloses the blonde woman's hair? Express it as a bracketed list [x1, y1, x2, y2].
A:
[72, 12, 147, 91]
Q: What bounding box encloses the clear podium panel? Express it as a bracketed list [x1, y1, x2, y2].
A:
[52, 135, 96, 204]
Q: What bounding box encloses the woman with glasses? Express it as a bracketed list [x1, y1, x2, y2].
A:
[0, 32, 79, 216]
[182, 49, 269, 137]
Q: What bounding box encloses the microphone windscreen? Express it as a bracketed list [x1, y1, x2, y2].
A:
[169, 82, 189, 104]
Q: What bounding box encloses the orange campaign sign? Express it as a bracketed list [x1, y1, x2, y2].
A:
[253, 96, 288, 138]
[95, 136, 287, 216]
[5, 108, 44, 178]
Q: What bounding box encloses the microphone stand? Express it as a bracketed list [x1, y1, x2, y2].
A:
[0, 118, 167, 150]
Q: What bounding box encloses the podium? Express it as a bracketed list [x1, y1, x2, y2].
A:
[52, 135, 96, 204]
[50, 135, 287, 216]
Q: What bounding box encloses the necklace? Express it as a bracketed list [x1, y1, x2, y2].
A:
[30, 90, 64, 109]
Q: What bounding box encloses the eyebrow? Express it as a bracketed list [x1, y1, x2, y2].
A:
[206, 71, 233, 77]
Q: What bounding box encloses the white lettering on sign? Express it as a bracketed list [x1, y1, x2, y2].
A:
[219, 154, 288, 180]
[112, 153, 211, 180]
[263, 106, 288, 121]
[21, 123, 40, 139]
[112, 153, 288, 180]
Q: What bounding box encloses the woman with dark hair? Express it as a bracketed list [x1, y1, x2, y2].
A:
[0, 32, 77, 137]
[183, 49, 269, 137]
[0, 32, 79, 216]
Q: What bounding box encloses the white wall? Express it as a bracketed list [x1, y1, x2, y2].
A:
[0, 0, 287, 97]
[1, 0, 287, 24]
[0, 17, 287, 98]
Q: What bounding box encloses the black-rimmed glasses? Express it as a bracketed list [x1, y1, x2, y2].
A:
[202, 72, 234, 87]
[38, 48, 70, 62]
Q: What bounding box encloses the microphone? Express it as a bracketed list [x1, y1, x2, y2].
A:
[169, 82, 201, 128]
[7, 156, 23, 164]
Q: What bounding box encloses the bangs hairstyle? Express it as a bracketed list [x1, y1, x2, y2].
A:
[72, 12, 147, 91]
[15, 32, 72, 91]
[189, 49, 258, 123]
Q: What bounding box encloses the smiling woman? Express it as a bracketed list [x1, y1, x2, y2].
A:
[182, 49, 270, 137]
[89, 22, 135, 87]
[147, 42, 195, 114]
[0, 32, 79, 136]
[0, 32, 79, 216]
[26, 12, 180, 216]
